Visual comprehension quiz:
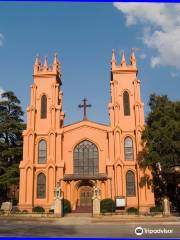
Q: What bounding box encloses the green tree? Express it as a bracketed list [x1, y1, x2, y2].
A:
[139, 94, 180, 208]
[0, 91, 25, 201]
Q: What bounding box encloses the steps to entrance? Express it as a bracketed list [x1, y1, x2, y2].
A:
[73, 206, 92, 213]
[66, 212, 92, 218]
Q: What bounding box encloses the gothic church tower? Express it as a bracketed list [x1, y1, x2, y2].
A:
[107, 49, 153, 212]
[19, 54, 65, 210]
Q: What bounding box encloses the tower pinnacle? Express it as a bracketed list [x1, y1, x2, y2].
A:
[121, 50, 126, 67]
[130, 48, 136, 67]
[111, 49, 116, 65]
[53, 53, 60, 73]
[34, 54, 40, 72]
[35, 54, 39, 65]
[53, 53, 59, 65]
[44, 56, 48, 70]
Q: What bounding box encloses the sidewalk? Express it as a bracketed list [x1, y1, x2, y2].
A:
[0, 213, 180, 225]
[92, 214, 180, 223]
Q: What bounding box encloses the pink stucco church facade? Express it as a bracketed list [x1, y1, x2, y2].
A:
[19, 49, 155, 213]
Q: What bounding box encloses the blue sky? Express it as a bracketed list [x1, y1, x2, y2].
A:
[0, 3, 179, 125]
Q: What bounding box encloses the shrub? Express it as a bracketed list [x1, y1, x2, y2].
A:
[63, 199, 71, 214]
[127, 207, 139, 214]
[22, 210, 28, 214]
[12, 198, 18, 206]
[7, 198, 18, 206]
[49, 209, 54, 214]
[32, 206, 45, 213]
[11, 206, 21, 213]
[100, 198, 116, 213]
[150, 206, 162, 213]
[0, 209, 4, 215]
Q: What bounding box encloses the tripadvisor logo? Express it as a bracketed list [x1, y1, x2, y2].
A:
[135, 226, 173, 236]
[135, 227, 143, 236]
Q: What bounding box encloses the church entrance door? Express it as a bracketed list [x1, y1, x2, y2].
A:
[79, 186, 93, 207]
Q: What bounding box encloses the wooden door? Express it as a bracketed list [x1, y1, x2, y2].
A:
[80, 186, 92, 206]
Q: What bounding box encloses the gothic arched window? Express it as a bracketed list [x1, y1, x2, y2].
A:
[38, 140, 47, 164]
[124, 137, 134, 160]
[123, 91, 130, 116]
[73, 140, 99, 176]
[41, 95, 47, 119]
[37, 173, 46, 199]
[126, 171, 136, 197]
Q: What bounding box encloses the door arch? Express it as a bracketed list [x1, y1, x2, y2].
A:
[76, 180, 94, 207]
[79, 186, 93, 207]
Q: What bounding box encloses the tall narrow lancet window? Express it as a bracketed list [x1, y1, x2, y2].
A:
[126, 171, 136, 197]
[41, 95, 47, 119]
[124, 137, 134, 160]
[37, 173, 46, 199]
[38, 140, 47, 164]
[123, 91, 130, 116]
[74, 140, 99, 176]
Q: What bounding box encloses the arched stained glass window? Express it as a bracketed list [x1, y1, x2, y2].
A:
[41, 95, 47, 119]
[37, 173, 46, 199]
[74, 140, 99, 176]
[123, 91, 130, 116]
[124, 137, 134, 160]
[38, 140, 47, 164]
[126, 171, 136, 197]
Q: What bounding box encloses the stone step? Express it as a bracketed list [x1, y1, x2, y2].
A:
[65, 212, 92, 217]
[74, 206, 92, 213]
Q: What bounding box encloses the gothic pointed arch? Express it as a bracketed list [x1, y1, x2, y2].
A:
[126, 170, 136, 197]
[41, 94, 47, 119]
[38, 139, 47, 164]
[124, 136, 134, 160]
[73, 140, 99, 176]
[123, 91, 130, 116]
[37, 173, 46, 199]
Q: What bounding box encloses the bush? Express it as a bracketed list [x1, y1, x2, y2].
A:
[7, 198, 18, 206]
[63, 199, 71, 214]
[11, 206, 21, 213]
[150, 206, 162, 213]
[32, 206, 45, 213]
[22, 210, 28, 214]
[49, 209, 54, 214]
[100, 198, 116, 213]
[12, 198, 18, 206]
[127, 207, 139, 214]
[0, 209, 4, 215]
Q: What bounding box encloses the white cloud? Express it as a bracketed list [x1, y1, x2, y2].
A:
[0, 87, 4, 100]
[0, 33, 4, 47]
[113, 3, 180, 69]
[139, 53, 147, 60]
[170, 72, 179, 78]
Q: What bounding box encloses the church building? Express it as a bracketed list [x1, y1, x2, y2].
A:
[19, 49, 155, 213]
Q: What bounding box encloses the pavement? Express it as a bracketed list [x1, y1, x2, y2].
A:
[0, 213, 180, 238]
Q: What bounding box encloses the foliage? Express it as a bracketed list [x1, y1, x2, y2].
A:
[138, 94, 180, 204]
[32, 206, 45, 213]
[49, 209, 54, 214]
[22, 210, 28, 214]
[100, 198, 116, 213]
[150, 205, 162, 213]
[0, 91, 25, 201]
[0, 209, 4, 215]
[10, 197, 18, 206]
[11, 206, 21, 213]
[63, 199, 71, 214]
[127, 207, 139, 214]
